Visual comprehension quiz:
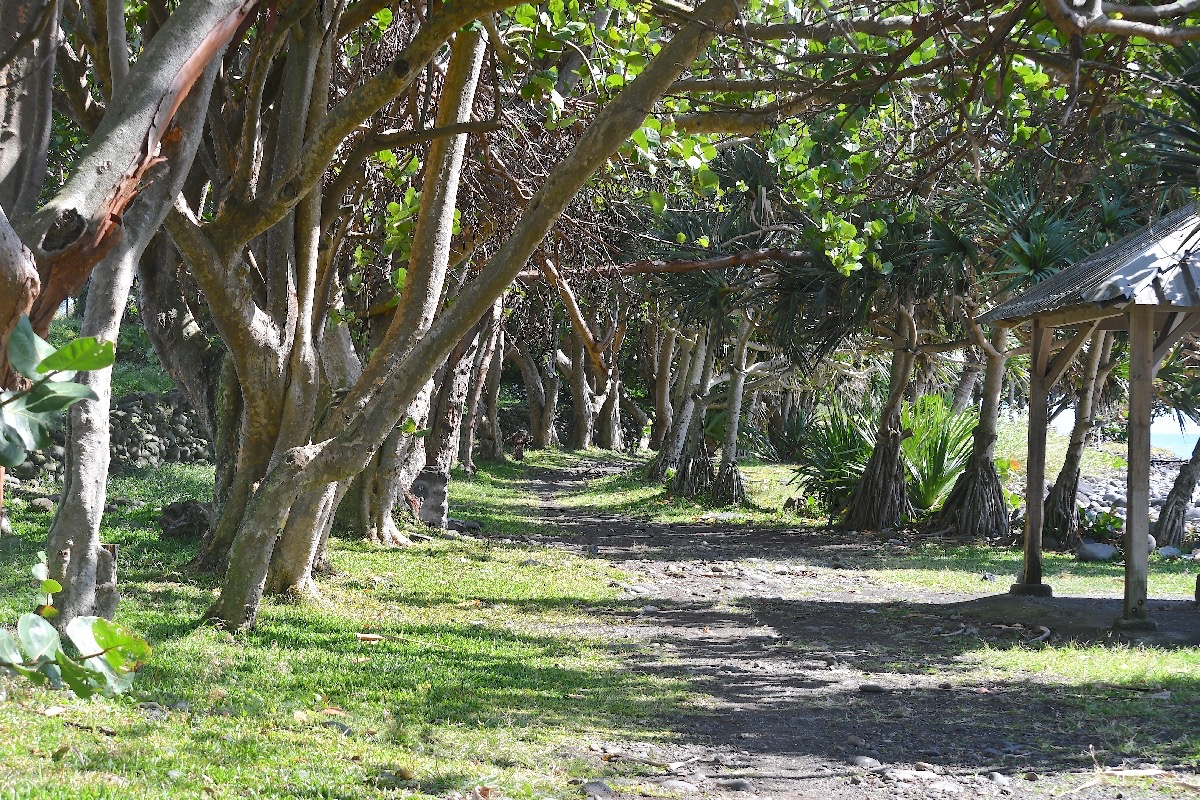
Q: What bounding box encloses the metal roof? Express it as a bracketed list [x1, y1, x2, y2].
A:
[977, 202, 1200, 326]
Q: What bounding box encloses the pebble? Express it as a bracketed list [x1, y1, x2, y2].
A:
[928, 779, 962, 793]
[853, 755, 883, 770]
[31, 497, 54, 513]
[582, 780, 616, 799]
[858, 682, 888, 693]
[988, 772, 1010, 786]
[714, 778, 754, 792]
[661, 779, 699, 793]
[639, 605, 660, 614]
[321, 720, 353, 736]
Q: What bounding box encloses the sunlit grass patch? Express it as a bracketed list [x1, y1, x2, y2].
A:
[840, 542, 1198, 597]
[0, 461, 687, 799]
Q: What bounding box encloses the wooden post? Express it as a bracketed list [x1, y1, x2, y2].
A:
[1012, 319, 1053, 597]
[1117, 306, 1156, 629]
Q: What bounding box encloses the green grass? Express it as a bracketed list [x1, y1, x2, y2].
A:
[0, 462, 687, 800]
[48, 317, 176, 397]
[531, 450, 817, 527]
[995, 418, 1131, 479]
[818, 541, 1199, 597]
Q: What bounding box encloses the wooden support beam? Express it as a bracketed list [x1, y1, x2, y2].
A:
[1012, 319, 1053, 597]
[1044, 319, 1100, 390]
[1152, 310, 1200, 367]
[1117, 306, 1157, 630]
[1027, 306, 1124, 330]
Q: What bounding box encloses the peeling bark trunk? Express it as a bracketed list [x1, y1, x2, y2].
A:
[46, 67, 216, 626]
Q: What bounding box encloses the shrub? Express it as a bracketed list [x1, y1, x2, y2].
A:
[901, 395, 977, 512]
[790, 402, 874, 517]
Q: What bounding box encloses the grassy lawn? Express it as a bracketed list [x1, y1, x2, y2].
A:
[537, 450, 815, 527]
[995, 417, 1132, 479]
[0, 464, 687, 800]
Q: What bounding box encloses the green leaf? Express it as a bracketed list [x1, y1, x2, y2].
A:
[400, 417, 418, 435]
[8, 317, 55, 379]
[41, 579, 62, 595]
[38, 337, 115, 374]
[697, 168, 720, 190]
[66, 617, 149, 694]
[21, 380, 98, 414]
[0, 420, 27, 468]
[54, 650, 104, 698]
[647, 191, 666, 216]
[0, 630, 22, 665]
[17, 613, 60, 662]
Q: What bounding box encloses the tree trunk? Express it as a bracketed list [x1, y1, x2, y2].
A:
[45, 68, 215, 625]
[712, 314, 753, 505]
[650, 324, 678, 449]
[1044, 331, 1107, 549]
[459, 298, 502, 473]
[479, 328, 506, 461]
[934, 324, 1009, 540]
[951, 348, 982, 414]
[650, 326, 706, 483]
[671, 323, 719, 498]
[1154, 435, 1200, 549]
[203, 0, 738, 628]
[538, 354, 562, 448]
[841, 303, 917, 530]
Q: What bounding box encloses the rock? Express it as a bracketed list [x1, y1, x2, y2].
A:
[1076, 541, 1119, 562]
[661, 779, 699, 793]
[639, 605, 660, 614]
[582, 780, 616, 799]
[159, 500, 212, 539]
[928, 779, 962, 793]
[988, 772, 1010, 786]
[448, 517, 481, 532]
[853, 756, 883, 770]
[885, 769, 936, 782]
[1157, 546, 1183, 559]
[858, 682, 888, 693]
[714, 778, 754, 792]
[519, 559, 543, 567]
[31, 497, 54, 513]
[321, 720, 353, 736]
[138, 701, 168, 720]
[981, 572, 997, 582]
[700, 512, 740, 522]
[167, 770, 182, 780]
[411, 467, 450, 528]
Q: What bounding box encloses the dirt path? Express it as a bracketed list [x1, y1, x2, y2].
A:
[518, 459, 1200, 800]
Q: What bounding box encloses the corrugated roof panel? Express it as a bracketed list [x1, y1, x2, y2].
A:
[978, 203, 1200, 325]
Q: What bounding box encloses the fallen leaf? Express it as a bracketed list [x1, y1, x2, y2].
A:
[352, 656, 370, 664]
[355, 633, 386, 643]
[42, 706, 66, 717]
[321, 707, 347, 716]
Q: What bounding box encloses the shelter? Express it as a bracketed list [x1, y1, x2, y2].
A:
[978, 202, 1200, 630]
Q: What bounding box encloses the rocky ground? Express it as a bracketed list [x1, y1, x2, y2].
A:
[5, 391, 211, 485]
[481, 459, 1200, 800]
